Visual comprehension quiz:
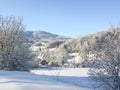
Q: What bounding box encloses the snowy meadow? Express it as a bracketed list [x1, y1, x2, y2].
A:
[0, 68, 96, 90]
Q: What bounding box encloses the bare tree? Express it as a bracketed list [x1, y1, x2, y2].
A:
[89, 27, 120, 90]
[0, 15, 31, 71]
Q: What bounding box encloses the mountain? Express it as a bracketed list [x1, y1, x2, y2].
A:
[25, 30, 69, 43]
[25, 30, 59, 38]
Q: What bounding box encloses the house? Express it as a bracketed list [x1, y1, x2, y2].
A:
[39, 60, 48, 68]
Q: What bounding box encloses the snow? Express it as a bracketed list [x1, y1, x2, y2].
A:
[0, 68, 96, 90]
[30, 45, 40, 51]
[31, 68, 90, 77]
[31, 68, 96, 90]
[68, 53, 83, 64]
[49, 48, 56, 51]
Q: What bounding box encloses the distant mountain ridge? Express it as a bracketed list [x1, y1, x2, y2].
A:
[25, 30, 70, 44]
[25, 30, 59, 38]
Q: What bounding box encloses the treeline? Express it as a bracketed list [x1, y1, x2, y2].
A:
[40, 27, 120, 67]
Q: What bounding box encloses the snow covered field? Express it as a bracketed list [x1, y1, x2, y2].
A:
[31, 68, 95, 90]
[0, 68, 96, 90]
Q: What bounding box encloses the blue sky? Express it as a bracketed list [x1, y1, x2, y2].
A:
[0, 0, 120, 37]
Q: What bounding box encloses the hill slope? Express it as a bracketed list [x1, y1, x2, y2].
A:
[25, 30, 69, 43]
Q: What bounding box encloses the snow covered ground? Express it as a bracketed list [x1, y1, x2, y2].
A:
[0, 68, 96, 90]
[31, 68, 96, 90]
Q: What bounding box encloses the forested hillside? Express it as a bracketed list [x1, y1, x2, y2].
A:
[34, 27, 120, 68]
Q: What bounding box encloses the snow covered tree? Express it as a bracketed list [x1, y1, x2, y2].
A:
[56, 44, 69, 66]
[89, 27, 120, 90]
[0, 15, 31, 71]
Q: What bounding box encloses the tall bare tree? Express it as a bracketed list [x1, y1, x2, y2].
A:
[0, 15, 31, 71]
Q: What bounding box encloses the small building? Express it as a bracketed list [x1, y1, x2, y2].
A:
[39, 60, 49, 68]
[39, 60, 48, 65]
